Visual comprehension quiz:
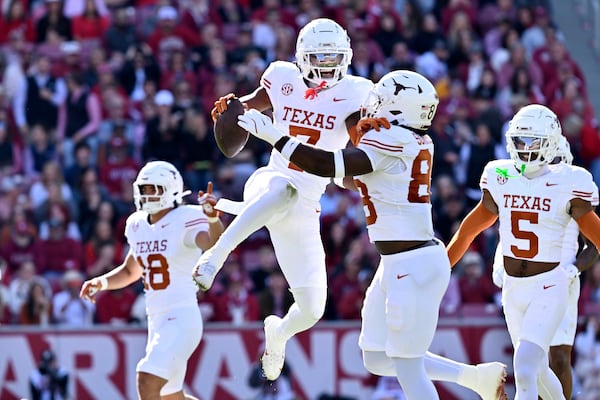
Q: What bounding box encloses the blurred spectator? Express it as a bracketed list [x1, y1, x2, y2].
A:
[22, 124, 58, 179]
[410, 12, 445, 55]
[29, 349, 69, 400]
[35, 0, 72, 44]
[520, 6, 554, 57]
[256, 269, 294, 321]
[39, 216, 83, 285]
[180, 106, 218, 194]
[118, 44, 161, 103]
[57, 70, 102, 167]
[0, 218, 45, 276]
[0, 117, 23, 184]
[36, 199, 80, 241]
[456, 251, 499, 305]
[0, 258, 8, 323]
[249, 245, 279, 293]
[8, 261, 51, 319]
[95, 286, 137, 325]
[71, 0, 110, 41]
[456, 121, 498, 208]
[0, 0, 36, 44]
[19, 279, 52, 325]
[385, 40, 415, 72]
[104, 6, 138, 55]
[580, 260, 600, 307]
[142, 89, 184, 168]
[29, 160, 73, 208]
[84, 222, 122, 277]
[146, 5, 199, 63]
[64, 141, 93, 187]
[214, 269, 260, 325]
[98, 134, 139, 205]
[336, 269, 373, 320]
[14, 53, 66, 136]
[52, 269, 94, 326]
[574, 314, 600, 399]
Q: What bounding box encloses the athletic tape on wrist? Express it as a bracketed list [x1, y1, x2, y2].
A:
[98, 276, 108, 290]
[333, 149, 346, 178]
[207, 215, 220, 224]
[280, 137, 301, 160]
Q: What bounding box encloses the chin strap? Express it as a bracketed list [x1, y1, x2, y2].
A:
[304, 81, 327, 100]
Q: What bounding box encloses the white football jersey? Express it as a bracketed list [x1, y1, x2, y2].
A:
[355, 126, 435, 241]
[261, 61, 373, 201]
[481, 160, 599, 263]
[125, 205, 208, 315]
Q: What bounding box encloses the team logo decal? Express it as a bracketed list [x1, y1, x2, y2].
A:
[281, 83, 293, 96]
[497, 174, 508, 185]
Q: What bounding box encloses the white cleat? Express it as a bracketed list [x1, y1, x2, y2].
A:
[474, 362, 507, 400]
[261, 315, 286, 381]
[192, 250, 221, 291]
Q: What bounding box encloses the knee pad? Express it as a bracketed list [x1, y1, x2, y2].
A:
[291, 287, 326, 322]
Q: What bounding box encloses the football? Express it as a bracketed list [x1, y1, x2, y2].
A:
[213, 97, 249, 158]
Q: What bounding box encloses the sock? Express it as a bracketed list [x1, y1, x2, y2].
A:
[514, 340, 545, 400]
[393, 357, 439, 399]
[424, 352, 465, 383]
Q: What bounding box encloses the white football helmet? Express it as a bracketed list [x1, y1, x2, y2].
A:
[505, 104, 561, 173]
[295, 18, 352, 88]
[133, 161, 190, 214]
[556, 135, 573, 165]
[361, 70, 439, 130]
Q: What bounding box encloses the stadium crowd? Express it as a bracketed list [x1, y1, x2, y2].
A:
[0, 0, 599, 393]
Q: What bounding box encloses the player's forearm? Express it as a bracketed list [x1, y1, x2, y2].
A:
[446, 203, 498, 267]
[274, 137, 336, 177]
[576, 210, 600, 259]
[574, 238, 599, 273]
[100, 254, 142, 290]
[208, 220, 225, 248]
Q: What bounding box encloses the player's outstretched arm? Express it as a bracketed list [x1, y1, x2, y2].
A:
[447, 190, 498, 267]
[80, 251, 143, 303]
[195, 181, 225, 250]
[238, 109, 374, 177]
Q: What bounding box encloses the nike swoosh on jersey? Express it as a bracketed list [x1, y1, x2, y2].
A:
[333, 98, 346, 102]
[397, 274, 409, 280]
[545, 182, 558, 187]
[543, 284, 556, 290]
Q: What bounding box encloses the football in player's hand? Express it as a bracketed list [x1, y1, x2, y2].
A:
[214, 97, 249, 158]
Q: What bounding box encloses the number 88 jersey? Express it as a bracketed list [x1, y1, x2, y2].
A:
[481, 160, 599, 263]
[355, 125, 435, 242]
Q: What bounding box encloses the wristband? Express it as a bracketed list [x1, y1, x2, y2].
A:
[280, 137, 301, 160]
[207, 215, 220, 224]
[333, 149, 346, 178]
[98, 276, 108, 290]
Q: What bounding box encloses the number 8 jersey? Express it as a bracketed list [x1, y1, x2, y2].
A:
[355, 125, 435, 241]
[481, 160, 599, 263]
[125, 205, 208, 315]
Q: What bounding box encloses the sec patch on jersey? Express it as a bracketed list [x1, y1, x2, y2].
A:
[214, 97, 249, 158]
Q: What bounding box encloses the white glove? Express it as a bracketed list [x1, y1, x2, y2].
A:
[237, 109, 283, 145]
[492, 262, 505, 289]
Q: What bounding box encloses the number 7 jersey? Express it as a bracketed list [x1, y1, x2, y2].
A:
[261, 61, 373, 201]
[481, 160, 599, 263]
[355, 126, 435, 242]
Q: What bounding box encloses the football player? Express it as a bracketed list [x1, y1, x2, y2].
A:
[491, 136, 599, 398]
[237, 70, 508, 400]
[447, 104, 600, 400]
[194, 18, 374, 381]
[80, 161, 224, 400]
